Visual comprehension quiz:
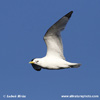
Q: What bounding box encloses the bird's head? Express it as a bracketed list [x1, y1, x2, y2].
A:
[29, 58, 40, 65]
[29, 58, 41, 71]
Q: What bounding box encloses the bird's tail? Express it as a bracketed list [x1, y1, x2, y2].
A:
[69, 63, 81, 68]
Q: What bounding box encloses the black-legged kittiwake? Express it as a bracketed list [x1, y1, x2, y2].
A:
[29, 11, 81, 71]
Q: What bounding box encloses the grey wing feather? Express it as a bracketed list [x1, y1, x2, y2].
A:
[44, 11, 73, 59]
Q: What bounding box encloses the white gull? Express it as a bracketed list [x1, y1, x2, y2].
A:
[29, 11, 81, 71]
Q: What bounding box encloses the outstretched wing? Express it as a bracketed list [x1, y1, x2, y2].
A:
[44, 11, 73, 59]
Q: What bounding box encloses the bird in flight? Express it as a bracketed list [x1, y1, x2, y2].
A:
[29, 11, 81, 71]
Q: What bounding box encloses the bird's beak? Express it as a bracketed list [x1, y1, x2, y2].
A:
[29, 61, 34, 64]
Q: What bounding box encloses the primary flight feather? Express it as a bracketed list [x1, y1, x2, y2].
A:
[29, 11, 81, 71]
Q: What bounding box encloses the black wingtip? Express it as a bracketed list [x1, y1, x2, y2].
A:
[65, 11, 73, 19]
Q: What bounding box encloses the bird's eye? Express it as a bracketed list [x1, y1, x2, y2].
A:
[36, 60, 39, 63]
